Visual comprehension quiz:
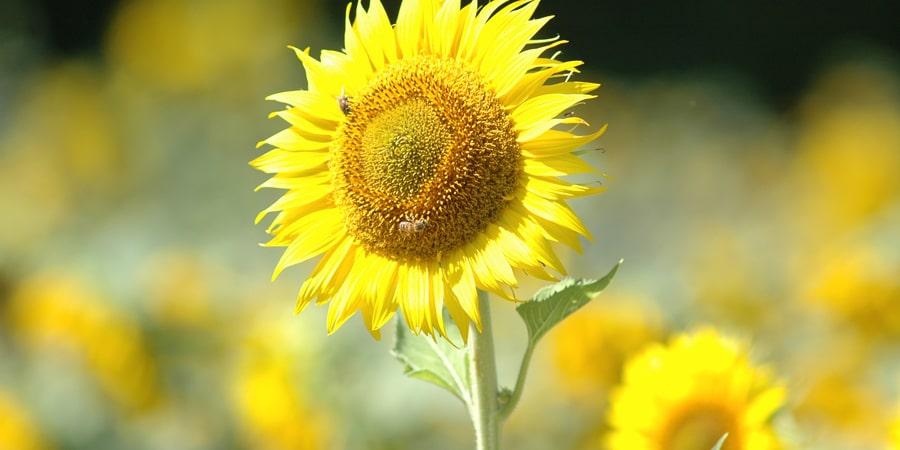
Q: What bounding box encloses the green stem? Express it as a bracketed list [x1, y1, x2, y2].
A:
[468, 289, 500, 450]
[496, 337, 535, 422]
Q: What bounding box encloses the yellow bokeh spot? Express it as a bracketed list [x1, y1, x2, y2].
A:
[230, 312, 332, 450]
[791, 61, 900, 231]
[0, 60, 123, 251]
[0, 392, 51, 450]
[552, 293, 663, 400]
[106, 0, 306, 94]
[6, 273, 160, 412]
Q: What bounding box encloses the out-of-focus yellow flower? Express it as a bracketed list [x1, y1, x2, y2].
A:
[5, 273, 159, 412]
[231, 356, 332, 450]
[800, 244, 900, 339]
[606, 328, 786, 450]
[254, 0, 605, 341]
[790, 334, 889, 449]
[891, 384, 900, 450]
[552, 293, 663, 401]
[0, 61, 123, 252]
[686, 226, 779, 327]
[230, 312, 332, 449]
[0, 391, 51, 450]
[790, 61, 900, 233]
[105, 0, 307, 94]
[8, 61, 123, 188]
[141, 250, 216, 327]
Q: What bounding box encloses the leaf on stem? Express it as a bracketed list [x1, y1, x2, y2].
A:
[516, 260, 621, 345]
[391, 319, 472, 403]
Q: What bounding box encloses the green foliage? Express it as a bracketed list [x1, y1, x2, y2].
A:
[516, 260, 621, 345]
[391, 320, 472, 403]
[392, 261, 622, 415]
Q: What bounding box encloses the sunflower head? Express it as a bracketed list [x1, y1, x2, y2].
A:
[606, 328, 787, 450]
[253, 0, 605, 341]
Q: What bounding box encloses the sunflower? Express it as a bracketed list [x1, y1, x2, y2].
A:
[253, 0, 604, 340]
[606, 329, 786, 450]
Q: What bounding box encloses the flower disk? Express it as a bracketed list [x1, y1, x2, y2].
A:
[253, 0, 607, 340]
[336, 56, 519, 260]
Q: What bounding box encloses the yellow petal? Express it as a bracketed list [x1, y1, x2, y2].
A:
[427, 260, 449, 337]
[468, 229, 517, 300]
[271, 108, 337, 140]
[473, 1, 541, 81]
[521, 191, 592, 240]
[512, 93, 595, 136]
[295, 236, 355, 313]
[434, 0, 463, 58]
[523, 154, 599, 177]
[352, 0, 397, 72]
[446, 249, 480, 333]
[290, 46, 342, 96]
[251, 148, 330, 175]
[501, 59, 583, 108]
[266, 89, 344, 125]
[520, 126, 607, 157]
[522, 174, 606, 200]
[255, 187, 331, 225]
[254, 171, 330, 191]
[497, 207, 565, 275]
[259, 127, 330, 152]
[492, 36, 562, 99]
[399, 261, 428, 334]
[395, 0, 429, 58]
[270, 210, 345, 279]
[533, 80, 601, 98]
[368, 256, 399, 331]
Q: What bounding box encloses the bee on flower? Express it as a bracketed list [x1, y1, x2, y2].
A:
[398, 218, 428, 233]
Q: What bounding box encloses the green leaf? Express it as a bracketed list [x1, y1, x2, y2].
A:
[515, 260, 621, 345]
[710, 432, 729, 450]
[495, 261, 621, 421]
[391, 319, 471, 403]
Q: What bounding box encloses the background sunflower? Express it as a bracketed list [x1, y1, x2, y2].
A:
[605, 329, 786, 450]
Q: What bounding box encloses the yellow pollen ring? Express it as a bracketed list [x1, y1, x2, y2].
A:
[332, 55, 520, 261]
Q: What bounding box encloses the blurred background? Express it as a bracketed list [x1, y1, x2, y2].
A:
[1, 0, 899, 449]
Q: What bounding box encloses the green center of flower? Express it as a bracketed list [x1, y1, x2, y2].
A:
[360, 98, 451, 200]
[332, 55, 520, 261]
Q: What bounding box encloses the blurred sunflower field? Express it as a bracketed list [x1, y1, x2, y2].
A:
[1, 0, 899, 449]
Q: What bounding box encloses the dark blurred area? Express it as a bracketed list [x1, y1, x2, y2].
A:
[19, 0, 900, 109]
[19, 0, 120, 55]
